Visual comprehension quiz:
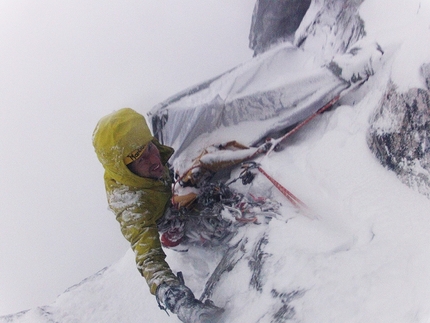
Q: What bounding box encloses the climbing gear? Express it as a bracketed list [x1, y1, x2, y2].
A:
[166, 84, 365, 245]
[171, 140, 272, 204]
[240, 161, 310, 215]
[257, 165, 308, 211]
[160, 222, 185, 248]
[267, 78, 368, 154]
[159, 178, 280, 249]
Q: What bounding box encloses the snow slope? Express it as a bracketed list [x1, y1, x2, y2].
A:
[2, 1, 430, 322]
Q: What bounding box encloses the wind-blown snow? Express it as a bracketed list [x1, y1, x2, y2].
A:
[3, 1, 430, 322]
[361, 0, 430, 92]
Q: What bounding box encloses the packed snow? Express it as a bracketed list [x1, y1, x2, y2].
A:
[2, 0, 430, 322]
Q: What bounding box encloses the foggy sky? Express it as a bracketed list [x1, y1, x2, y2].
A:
[0, 0, 255, 315]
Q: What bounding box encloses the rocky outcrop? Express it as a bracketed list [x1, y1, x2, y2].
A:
[295, 0, 366, 59]
[367, 64, 430, 198]
[249, 0, 430, 199]
[249, 0, 366, 61]
[249, 0, 311, 56]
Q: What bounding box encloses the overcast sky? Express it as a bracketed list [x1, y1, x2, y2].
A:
[0, 0, 255, 315]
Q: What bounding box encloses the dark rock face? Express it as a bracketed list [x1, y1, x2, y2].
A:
[367, 64, 430, 198]
[249, 0, 366, 59]
[249, 0, 311, 55]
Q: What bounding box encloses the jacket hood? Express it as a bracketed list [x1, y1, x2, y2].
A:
[92, 108, 174, 188]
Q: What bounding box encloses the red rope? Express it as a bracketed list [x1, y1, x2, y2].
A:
[257, 166, 308, 211]
[273, 95, 341, 147]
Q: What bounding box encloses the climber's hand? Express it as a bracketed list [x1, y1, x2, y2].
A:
[176, 297, 224, 323]
[156, 279, 224, 323]
[156, 282, 194, 313]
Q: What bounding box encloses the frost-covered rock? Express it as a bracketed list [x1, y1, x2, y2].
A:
[295, 0, 366, 60]
[327, 39, 383, 84]
[367, 64, 430, 199]
[249, 0, 311, 56]
[248, 0, 365, 60]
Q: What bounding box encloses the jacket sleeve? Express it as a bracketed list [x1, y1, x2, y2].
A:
[106, 183, 179, 294]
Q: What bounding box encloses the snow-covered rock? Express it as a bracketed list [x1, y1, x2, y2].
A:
[295, 0, 366, 61]
[367, 71, 430, 199]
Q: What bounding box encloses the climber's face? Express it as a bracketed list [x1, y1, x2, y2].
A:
[127, 142, 164, 179]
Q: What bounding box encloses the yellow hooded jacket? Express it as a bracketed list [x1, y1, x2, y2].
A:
[93, 108, 179, 294]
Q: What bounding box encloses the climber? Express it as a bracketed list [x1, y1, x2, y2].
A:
[92, 108, 224, 323]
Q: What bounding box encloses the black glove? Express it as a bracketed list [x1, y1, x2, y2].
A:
[156, 273, 224, 323]
[156, 281, 194, 313]
[176, 297, 224, 323]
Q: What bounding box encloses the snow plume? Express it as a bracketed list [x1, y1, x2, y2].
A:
[3, 1, 430, 323]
